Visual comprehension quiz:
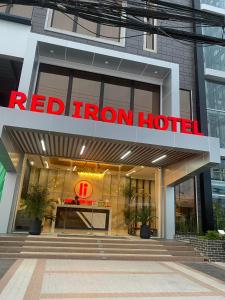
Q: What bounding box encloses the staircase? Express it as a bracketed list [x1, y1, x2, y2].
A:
[0, 235, 205, 261]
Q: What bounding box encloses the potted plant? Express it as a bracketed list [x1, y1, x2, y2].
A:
[137, 206, 152, 239]
[22, 185, 55, 235]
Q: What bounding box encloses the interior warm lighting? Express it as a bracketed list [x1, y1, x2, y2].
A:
[121, 150, 131, 160]
[44, 161, 49, 169]
[78, 172, 104, 178]
[73, 166, 77, 171]
[103, 169, 110, 175]
[30, 161, 34, 166]
[152, 155, 167, 163]
[126, 170, 136, 176]
[80, 145, 86, 155]
[41, 139, 46, 152]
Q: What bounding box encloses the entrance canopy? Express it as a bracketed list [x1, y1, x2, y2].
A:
[0, 107, 220, 186]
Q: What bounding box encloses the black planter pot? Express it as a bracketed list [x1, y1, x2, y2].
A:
[140, 224, 151, 239]
[29, 218, 42, 235]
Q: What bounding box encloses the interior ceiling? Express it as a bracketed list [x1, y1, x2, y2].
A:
[38, 42, 169, 80]
[7, 127, 198, 168]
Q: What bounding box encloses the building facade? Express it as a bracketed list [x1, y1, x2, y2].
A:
[199, 0, 225, 231]
[0, 0, 220, 238]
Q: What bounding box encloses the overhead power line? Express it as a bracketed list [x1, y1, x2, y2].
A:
[1, 0, 225, 46]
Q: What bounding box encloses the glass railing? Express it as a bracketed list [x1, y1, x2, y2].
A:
[201, 0, 225, 9]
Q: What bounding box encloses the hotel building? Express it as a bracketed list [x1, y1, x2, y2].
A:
[0, 0, 221, 239]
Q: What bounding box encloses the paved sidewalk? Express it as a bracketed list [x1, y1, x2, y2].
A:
[0, 259, 225, 299]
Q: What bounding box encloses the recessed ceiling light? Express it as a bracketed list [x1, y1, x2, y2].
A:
[49, 49, 54, 54]
[126, 170, 136, 176]
[41, 139, 46, 152]
[152, 155, 167, 164]
[105, 61, 109, 64]
[30, 161, 34, 166]
[80, 145, 86, 155]
[121, 150, 131, 160]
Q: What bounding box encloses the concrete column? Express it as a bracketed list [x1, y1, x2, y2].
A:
[18, 37, 37, 107]
[164, 186, 175, 239]
[162, 64, 180, 117]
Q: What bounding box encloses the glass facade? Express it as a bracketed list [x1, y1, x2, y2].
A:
[36, 64, 161, 122]
[201, 0, 225, 9]
[51, 10, 121, 42]
[211, 160, 225, 229]
[0, 162, 6, 201]
[14, 156, 159, 236]
[0, 3, 33, 18]
[206, 81, 225, 148]
[175, 178, 197, 234]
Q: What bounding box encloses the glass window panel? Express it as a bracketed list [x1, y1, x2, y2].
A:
[145, 18, 155, 50]
[103, 79, 130, 124]
[218, 113, 225, 148]
[201, 0, 225, 9]
[175, 178, 197, 234]
[10, 5, 33, 18]
[206, 81, 225, 111]
[180, 89, 192, 119]
[100, 25, 120, 42]
[69, 76, 101, 118]
[133, 83, 160, 126]
[37, 72, 69, 114]
[51, 11, 74, 31]
[104, 82, 130, 110]
[207, 110, 220, 139]
[76, 17, 97, 37]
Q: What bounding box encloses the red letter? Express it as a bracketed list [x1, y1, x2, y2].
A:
[30, 94, 46, 113]
[167, 116, 181, 133]
[138, 112, 153, 128]
[72, 101, 83, 118]
[192, 120, 204, 136]
[118, 109, 133, 125]
[47, 97, 65, 115]
[101, 107, 117, 123]
[181, 119, 192, 134]
[84, 103, 99, 120]
[8, 91, 27, 110]
[153, 115, 169, 131]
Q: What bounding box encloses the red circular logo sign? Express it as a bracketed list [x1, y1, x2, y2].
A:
[74, 180, 93, 199]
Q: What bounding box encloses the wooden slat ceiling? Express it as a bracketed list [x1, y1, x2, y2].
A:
[7, 128, 197, 168]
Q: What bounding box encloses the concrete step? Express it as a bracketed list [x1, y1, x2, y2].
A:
[0, 252, 205, 261]
[18, 246, 199, 256]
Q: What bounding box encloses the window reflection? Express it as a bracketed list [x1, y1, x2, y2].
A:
[0, 4, 33, 18]
[180, 89, 192, 119]
[133, 82, 160, 126]
[51, 9, 122, 42]
[175, 178, 197, 234]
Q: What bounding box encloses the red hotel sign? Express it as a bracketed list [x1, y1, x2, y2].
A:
[8, 91, 204, 136]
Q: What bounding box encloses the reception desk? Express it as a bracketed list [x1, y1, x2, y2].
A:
[53, 205, 111, 232]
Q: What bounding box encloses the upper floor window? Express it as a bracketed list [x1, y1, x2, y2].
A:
[144, 18, 157, 52]
[35, 64, 160, 123]
[50, 5, 123, 44]
[180, 89, 192, 119]
[0, 4, 33, 19]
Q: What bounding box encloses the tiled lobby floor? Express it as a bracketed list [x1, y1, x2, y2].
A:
[0, 259, 225, 300]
